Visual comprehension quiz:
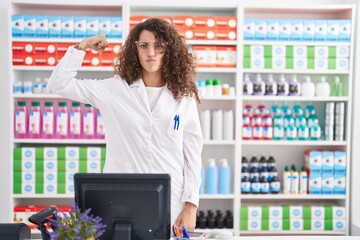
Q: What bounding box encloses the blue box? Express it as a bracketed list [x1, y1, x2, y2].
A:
[61, 16, 74, 38]
[36, 16, 49, 38]
[99, 17, 111, 37]
[279, 20, 291, 40]
[24, 15, 37, 38]
[321, 174, 334, 194]
[302, 20, 315, 41]
[254, 20, 267, 40]
[309, 151, 322, 175]
[321, 151, 334, 175]
[74, 16, 86, 38]
[244, 19, 255, 40]
[12, 15, 24, 38]
[110, 17, 122, 39]
[327, 20, 339, 41]
[291, 20, 303, 41]
[334, 174, 346, 195]
[267, 20, 279, 40]
[315, 20, 326, 41]
[49, 16, 61, 38]
[334, 151, 346, 176]
[338, 20, 351, 42]
[86, 17, 99, 37]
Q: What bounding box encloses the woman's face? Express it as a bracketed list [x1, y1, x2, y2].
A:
[136, 30, 166, 75]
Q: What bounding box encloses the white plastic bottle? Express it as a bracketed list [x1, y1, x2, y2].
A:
[316, 76, 331, 97]
[265, 74, 277, 96]
[299, 166, 308, 194]
[212, 109, 223, 140]
[301, 76, 315, 97]
[283, 166, 291, 194]
[223, 109, 234, 140]
[289, 75, 301, 96]
[291, 165, 299, 194]
[253, 73, 265, 95]
[219, 158, 231, 194]
[277, 74, 289, 96]
[243, 74, 253, 95]
[200, 109, 211, 141]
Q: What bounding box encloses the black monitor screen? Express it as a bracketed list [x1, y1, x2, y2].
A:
[74, 173, 171, 240]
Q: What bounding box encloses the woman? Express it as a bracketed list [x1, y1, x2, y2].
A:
[48, 18, 203, 231]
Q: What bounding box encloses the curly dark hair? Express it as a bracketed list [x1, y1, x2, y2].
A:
[115, 18, 200, 103]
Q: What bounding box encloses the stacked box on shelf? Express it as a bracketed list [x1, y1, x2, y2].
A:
[14, 146, 106, 195]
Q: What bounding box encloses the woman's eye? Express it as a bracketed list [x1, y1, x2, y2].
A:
[139, 44, 148, 49]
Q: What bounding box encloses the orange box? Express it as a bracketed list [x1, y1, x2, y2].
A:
[194, 16, 216, 28]
[34, 42, 57, 55]
[193, 27, 216, 40]
[12, 42, 34, 54]
[172, 16, 194, 27]
[215, 16, 237, 29]
[216, 27, 237, 40]
[13, 54, 34, 66]
[216, 46, 236, 68]
[193, 45, 217, 67]
[34, 54, 57, 66]
[175, 26, 194, 40]
[130, 16, 149, 30]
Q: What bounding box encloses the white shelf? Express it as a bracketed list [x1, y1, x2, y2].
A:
[13, 139, 106, 144]
[200, 194, 235, 199]
[239, 231, 346, 235]
[242, 96, 349, 102]
[202, 96, 236, 101]
[187, 40, 237, 46]
[12, 38, 121, 43]
[241, 194, 346, 200]
[13, 194, 74, 199]
[13, 93, 63, 99]
[243, 40, 351, 47]
[242, 69, 350, 74]
[241, 140, 347, 146]
[203, 140, 236, 145]
[12, 66, 114, 72]
[197, 67, 236, 73]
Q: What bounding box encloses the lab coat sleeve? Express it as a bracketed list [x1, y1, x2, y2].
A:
[181, 98, 203, 207]
[47, 47, 104, 108]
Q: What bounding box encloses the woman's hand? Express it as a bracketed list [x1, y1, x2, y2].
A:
[78, 33, 109, 51]
[175, 202, 197, 231]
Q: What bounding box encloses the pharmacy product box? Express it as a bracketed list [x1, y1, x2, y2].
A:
[334, 151, 346, 175]
[327, 20, 339, 41]
[66, 159, 79, 172]
[216, 46, 236, 68]
[254, 20, 267, 40]
[176, 26, 194, 40]
[44, 171, 57, 184]
[272, 45, 286, 57]
[34, 42, 56, 55]
[34, 54, 56, 66]
[272, 57, 286, 69]
[86, 17, 99, 37]
[332, 206, 346, 219]
[99, 17, 111, 37]
[315, 20, 327, 41]
[315, 58, 328, 70]
[12, 54, 33, 66]
[302, 20, 315, 41]
[338, 20, 351, 42]
[247, 57, 264, 69]
[194, 16, 216, 28]
[290, 206, 303, 219]
[290, 219, 303, 230]
[293, 46, 307, 58]
[248, 219, 262, 231]
[110, 17, 122, 39]
[215, 27, 236, 41]
[12, 15, 24, 37]
[21, 183, 36, 194]
[240, 205, 248, 220]
[307, 150, 322, 175]
[87, 147, 101, 160]
[336, 58, 349, 70]
[87, 160, 101, 173]
[321, 174, 334, 194]
[291, 20, 303, 41]
[24, 15, 37, 38]
[12, 42, 34, 54]
[74, 16, 86, 38]
[193, 46, 216, 67]
[244, 19, 255, 40]
[269, 219, 282, 231]
[311, 206, 325, 219]
[49, 16, 61, 38]
[14, 147, 36, 161]
[193, 27, 216, 40]
[61, 16, 74, 38]
[293, 57, 307, 70]
[336, 46, 350, 58]
[66, 182, 75, 194]
[315, 46, 329, 58]
[269, 206, 283, 219]
[312, 219, 325, 230]
[36, 16, 49, 38]
[334, 174, 346, 195]
[129, 16, 148, 29]
[215, 16, 237, 29]
[279, 20, 291, 40]
[251, 45, 264, 57]
[65, 147, 80, 160]
[172, 16, 194, 27]
[43, 147, 58, 161]
[22, 172, 35, 184]
[248, 206, 262, 219]
[322, 151, 334, 175]
[309, 174, 322, 194]
[267, 20, 279, 40]
[44, 182, 57, 194]
[325, 219, 346, 231]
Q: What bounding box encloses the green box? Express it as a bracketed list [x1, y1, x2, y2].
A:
[286, 46, 293, 58]
[240, 206, 248, 220]
[282, 205, 290, 219]
[329, 46, 336, 58]
[304, 219, 311, 230]
[286, 57, 293, 69]
[262, 219, 269, 231]
[307, 58, 315, 69]
[303, 205, 312, 220]
[79, 159, 87, 173]
[240, 219, 248, 231]
[265, 57, 272, 69]
[325, 219, 333, 230]
[13, 147, 22, 160]
[101, 147, 106, 172]
[36, 147, 44, 160]
[243, 45, 251, 57]
[13, 183, 22, 194]
[243, 57, 251, 68]
[264, 45, 272, 57]
[13, 171, 22, 184]
[35, 171, 44, 194]
[307, 46, 315, 59]
[58, 147, 66, 160]
[262, 205, 269, 219]
[328, 58, 336, 69]
[283, 218, 290, 230]
[324, 205, 333, 220]
[57, 183, 66, 194]
[13, 159, 22, 172]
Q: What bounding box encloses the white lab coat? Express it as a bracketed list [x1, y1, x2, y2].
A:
[48, 46, 203, 227]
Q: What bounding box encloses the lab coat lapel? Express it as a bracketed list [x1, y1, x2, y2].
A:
[151, 84, 172, 116]
[130, 79, 151, 115]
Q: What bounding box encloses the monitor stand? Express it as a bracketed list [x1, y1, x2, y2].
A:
[113, 223, 131, 240]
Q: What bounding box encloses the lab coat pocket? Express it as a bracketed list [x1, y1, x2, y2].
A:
[163, 115, 183, 148]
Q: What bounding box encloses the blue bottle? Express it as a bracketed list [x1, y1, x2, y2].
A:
[219, 158, 231, 194]
[206, 158, 218, 194]
[199, 165, 205, 194]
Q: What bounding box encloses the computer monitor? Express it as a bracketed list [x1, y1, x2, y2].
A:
[74, 173, 171, 240]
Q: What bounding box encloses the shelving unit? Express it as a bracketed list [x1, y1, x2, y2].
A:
[1, 0, 357, 237]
